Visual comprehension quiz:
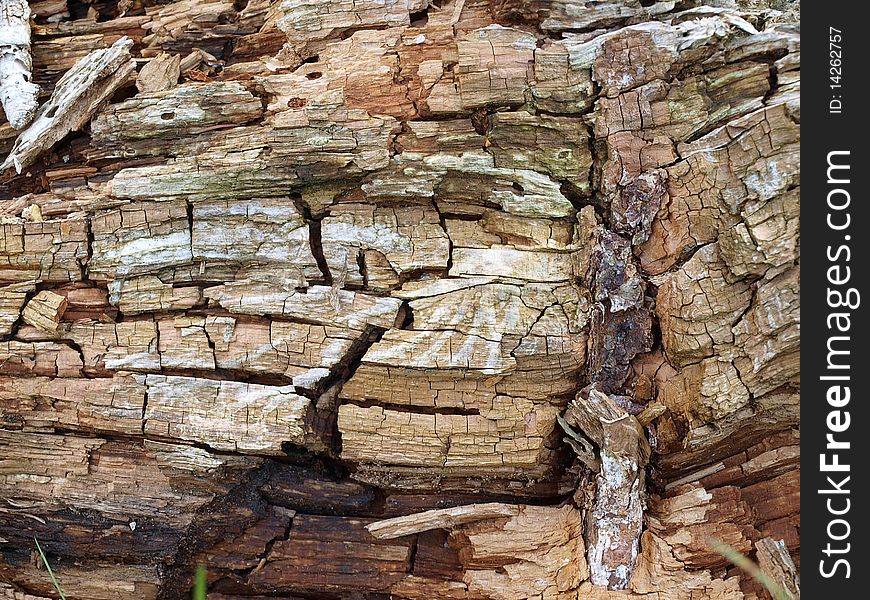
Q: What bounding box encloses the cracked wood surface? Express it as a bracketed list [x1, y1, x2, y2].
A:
[1, 0, 798, 598]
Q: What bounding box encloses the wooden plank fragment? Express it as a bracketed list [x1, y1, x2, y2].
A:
[2, 37, 136, 173]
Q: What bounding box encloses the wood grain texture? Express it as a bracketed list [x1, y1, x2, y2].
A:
[0, 0, 799, 598]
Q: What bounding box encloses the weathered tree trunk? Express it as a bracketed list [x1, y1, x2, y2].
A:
[1, 1, 799, 599]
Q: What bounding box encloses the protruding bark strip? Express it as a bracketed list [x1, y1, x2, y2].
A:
[563, 387, 650, 590]
[0, 0, 39, 129]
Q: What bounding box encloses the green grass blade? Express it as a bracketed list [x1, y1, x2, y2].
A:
[707, 537, 793, 600]
[33, 538, 67, 600]
[193, 564, 207, 600]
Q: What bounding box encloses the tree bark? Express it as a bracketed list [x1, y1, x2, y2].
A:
[1, 1, 799, 599]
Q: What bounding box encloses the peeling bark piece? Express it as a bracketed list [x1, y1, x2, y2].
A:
[135, 52, 180, 93]
[367, 503, 521, 539]
[587, 306, 654, 391]
[205, 283, 403, 331]
[142, 375, 315, 454]
[0, 216, 89, 283]
[0, 280, 32, 335]
[0, 0, 39, 129]
[563, 388, 649, 589]
[21, 290, 67, 332]
[2, 37, 136, 173]
[610, 171, 667, 246]
[755, 537, 799, 600]
[588, 229, 645, 312]
[0, 374, 145, 435]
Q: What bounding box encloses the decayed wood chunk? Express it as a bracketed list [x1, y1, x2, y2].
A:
[755, 537, 799, 599]
[107, 76, 397, 201]
[0, 374, 144, 434]
[89, 82, 264, 159]
[275, 0, 428, 59]
[639, 104, 799, 275]
[109, 275, 202, 314]
[142, 375, 316, 454]
[452, 504, 587, 600]
[367, 503, 522, 539]
[0, 216, 88, 283]
[320, 203, 450, 286]
[89, 200, 191, 281]
[61, 320, 159, 374]
[205, 283, 404, 330]
[0, 341, 81, 378]
[338, 401, 560, 473]
[157, 315, 366, 388]
[2, 37, 136, 173]
[248, 514, 414, 593]
[655, 243, 752, 367]
[0, 280, 32, 335]
[135, 52, 180, 93]
[20, 290, 66, 332]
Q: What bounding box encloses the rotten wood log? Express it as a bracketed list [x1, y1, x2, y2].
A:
[0, 1, 800, 598]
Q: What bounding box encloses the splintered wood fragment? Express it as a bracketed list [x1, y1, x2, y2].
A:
[0, 0, 39, 129]
[1, 36, 135, 173]
[755, 537, 800, 600]
[366, 503, 521, 539]
[563, 387, 650, 590]
[135, 52, 180, 93]
[21, 290, 67, 331]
